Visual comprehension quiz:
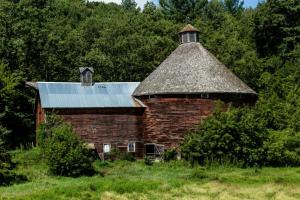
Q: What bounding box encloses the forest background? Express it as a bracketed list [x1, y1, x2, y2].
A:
[0, 0, 299, 155]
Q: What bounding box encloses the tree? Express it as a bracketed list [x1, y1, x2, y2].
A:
[0, 64, 34, 148]
[223, 0, 244, 15]
[254, 0, 300, 57]
[159, 0, 198, 22]
[121, 0, 137, 10]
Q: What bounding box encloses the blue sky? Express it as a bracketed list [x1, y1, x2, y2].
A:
[94, 0, 260, 9]
[243, 0, 260, 8]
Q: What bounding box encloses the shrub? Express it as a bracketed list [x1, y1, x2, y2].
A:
[36, 115, 64, 150]
[181, 106, 268, 167]
[144, 156, 153, 166]
[163, 148, 177, 162]
[181, 105, 300, 167]
[264, 130, 300, 166]
[40, 116, 95, 177]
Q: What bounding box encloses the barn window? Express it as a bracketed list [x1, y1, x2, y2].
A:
[103, 144, 111, 153]
[189, 32, 197, 42]
[181, 33, 188, 43]
[201, 93, 209, 99]
[127, 142, 135, 152]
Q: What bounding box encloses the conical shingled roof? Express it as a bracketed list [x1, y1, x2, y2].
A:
[133, 42, 257, 96]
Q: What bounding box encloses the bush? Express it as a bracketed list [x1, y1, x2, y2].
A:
[264, 130, 300, 166]
[37, 115, 64, 150]
[181, 105, 300, 167]
[181, 107, 268, 167]
[43, 123, 95, 177]
[163, 148, 177, 162]
[144, 156, 153, 166]
[38, 115, 95, 177]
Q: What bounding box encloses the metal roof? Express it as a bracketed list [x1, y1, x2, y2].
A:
[38, 82, 143, 108]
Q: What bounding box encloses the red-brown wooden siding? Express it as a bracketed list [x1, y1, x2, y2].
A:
[46, 108, 145, 158]
[140, 97, 218, 148]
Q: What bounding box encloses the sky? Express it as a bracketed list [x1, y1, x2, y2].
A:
[92, 0, 260, 9]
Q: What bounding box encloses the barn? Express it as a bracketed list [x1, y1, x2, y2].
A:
[28, 24, 257, 159]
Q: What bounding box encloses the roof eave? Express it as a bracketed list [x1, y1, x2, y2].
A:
[133, 91, 258, 97]
[25, 82, 38, 90]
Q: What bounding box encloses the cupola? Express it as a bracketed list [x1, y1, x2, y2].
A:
[79, 67, 94, 86]
[179, 24, 199, 44]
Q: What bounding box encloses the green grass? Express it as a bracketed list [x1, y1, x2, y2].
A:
[1, 148, 300, 200]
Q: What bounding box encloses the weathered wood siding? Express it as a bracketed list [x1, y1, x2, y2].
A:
[49, 108, 145, 158]
[140, 97, 217, 148]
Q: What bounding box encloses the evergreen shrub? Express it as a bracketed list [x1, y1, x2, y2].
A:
[38, 115, 95, 177]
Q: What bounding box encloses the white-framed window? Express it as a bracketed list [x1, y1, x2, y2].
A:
[181, 33, 188, 43]
[127, 142, 136, 153]
[201, 93, 209, 99]
[103, 144, 111, 153]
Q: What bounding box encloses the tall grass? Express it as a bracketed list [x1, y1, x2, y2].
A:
[0, 148, 300, 199]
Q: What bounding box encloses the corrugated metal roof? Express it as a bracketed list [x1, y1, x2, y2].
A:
[38, 82, 142, 108]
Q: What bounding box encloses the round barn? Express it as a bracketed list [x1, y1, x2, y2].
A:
[133, 24, 257, 156]
[29, 24, 257, 159]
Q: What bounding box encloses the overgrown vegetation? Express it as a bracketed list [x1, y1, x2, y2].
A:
[181, 106, 300, 167]
[38, 115, 95, 177]
[106, 148, 136, 162]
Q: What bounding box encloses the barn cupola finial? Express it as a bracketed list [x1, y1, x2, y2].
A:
[79, 67, 94, 86]
[179, 24, 199, 44]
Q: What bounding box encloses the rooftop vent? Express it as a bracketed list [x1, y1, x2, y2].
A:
[179, 24, 199, 44]
[79, 67, 94, 86]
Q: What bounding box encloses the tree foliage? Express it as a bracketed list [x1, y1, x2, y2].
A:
[181, 106, 300, 167]
[0, 64, 34, 148]
[0, 0, 299, 167]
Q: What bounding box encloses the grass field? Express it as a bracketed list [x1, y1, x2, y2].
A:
[1, 148, 300, 200]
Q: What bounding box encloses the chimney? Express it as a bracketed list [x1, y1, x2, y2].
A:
[79, 67, 94, 86]
[179, 24, 199, 44]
